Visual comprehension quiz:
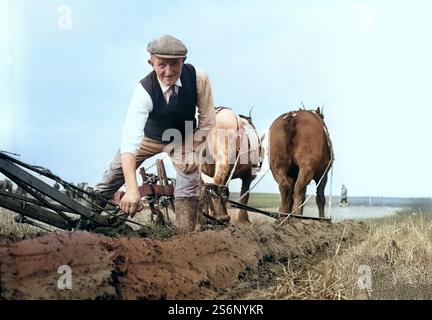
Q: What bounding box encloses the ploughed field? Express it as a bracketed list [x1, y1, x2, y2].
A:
[0, 194, 431, 299]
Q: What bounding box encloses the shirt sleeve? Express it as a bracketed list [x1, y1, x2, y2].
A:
[120, 84, 153, 155]
[195, 68, 216, 140]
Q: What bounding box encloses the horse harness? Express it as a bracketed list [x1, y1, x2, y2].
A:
[215, 106, 264, 171]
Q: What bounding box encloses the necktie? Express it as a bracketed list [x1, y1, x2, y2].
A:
[168, 85, 178, 107]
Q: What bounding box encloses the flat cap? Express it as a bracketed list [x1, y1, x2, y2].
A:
[147, 35, 188, 59]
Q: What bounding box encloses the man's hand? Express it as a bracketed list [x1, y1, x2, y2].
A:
[182, 150, 200, 174]
[120, 187, 142, 218]
[120, 152, 141, 217]
[182, 163, 198, 174]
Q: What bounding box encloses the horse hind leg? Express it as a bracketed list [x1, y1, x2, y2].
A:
[315, 173, 328, 218]
[273, 169, 294, 215]
[237, 175, 253, 223]
[292, 168, 314, 215]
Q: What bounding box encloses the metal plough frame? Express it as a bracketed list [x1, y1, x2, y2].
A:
[0, 151, 174, 232]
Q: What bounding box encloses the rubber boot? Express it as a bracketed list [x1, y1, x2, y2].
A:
[175, 197, 199, 234]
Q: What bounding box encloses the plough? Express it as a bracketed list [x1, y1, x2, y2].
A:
[0, 151, 175, 235]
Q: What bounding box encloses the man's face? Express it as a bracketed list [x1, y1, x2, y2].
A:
[149, 55, 184, 86]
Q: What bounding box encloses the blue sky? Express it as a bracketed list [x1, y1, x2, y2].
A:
[1, 0, 431, 197]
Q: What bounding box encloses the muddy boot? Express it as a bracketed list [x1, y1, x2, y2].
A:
[175, 197, 199, 234]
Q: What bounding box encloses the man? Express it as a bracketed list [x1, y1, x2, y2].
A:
[94, 35, 216, 233]
[340, 184, 348, 206]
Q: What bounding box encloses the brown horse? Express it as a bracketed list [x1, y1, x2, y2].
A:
[200, 107, 265, 222]
[269, 108, 333, 218]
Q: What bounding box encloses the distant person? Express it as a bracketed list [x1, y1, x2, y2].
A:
[340, 184, 349, 206]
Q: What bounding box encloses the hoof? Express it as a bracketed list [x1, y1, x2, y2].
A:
[236, 217, 250, 224]
[215, 215, 230, 223]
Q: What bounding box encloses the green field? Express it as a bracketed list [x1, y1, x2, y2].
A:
[229, 192, 280, 209]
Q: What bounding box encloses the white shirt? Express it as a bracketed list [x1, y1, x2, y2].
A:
[120, 68, 216, 155]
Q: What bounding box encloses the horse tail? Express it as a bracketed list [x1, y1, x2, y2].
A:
[283, 112, 297, 158]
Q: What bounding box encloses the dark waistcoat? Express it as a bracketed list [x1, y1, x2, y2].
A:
[140, 64, 197, 142]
